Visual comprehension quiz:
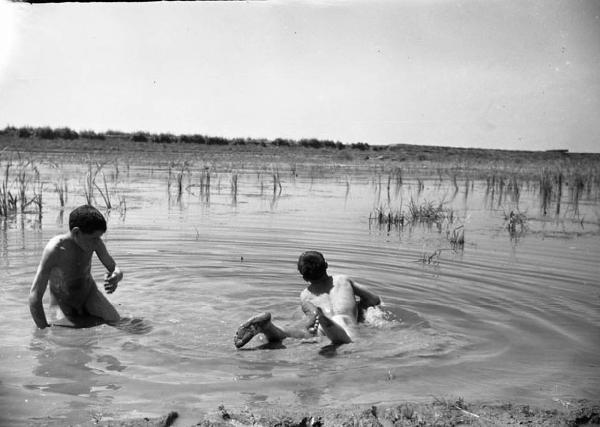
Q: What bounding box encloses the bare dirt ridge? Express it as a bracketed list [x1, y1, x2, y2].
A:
[2, 134, 599, 166]
[91, 400, 599, 426]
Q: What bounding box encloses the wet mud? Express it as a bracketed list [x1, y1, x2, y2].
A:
[94, 399, 599, 427]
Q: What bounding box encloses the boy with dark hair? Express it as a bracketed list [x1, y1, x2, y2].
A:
[234, 251, 381, 348]
[29, 205, 123, 329]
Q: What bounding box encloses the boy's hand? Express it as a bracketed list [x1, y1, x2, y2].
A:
[104, 269, 122, 294]
[302, 301, 320, 335]
[307, 316, 320, 335]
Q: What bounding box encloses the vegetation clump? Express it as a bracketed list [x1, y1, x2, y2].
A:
[0, 126, 361, 151]
[406, 199, 454, 225]
[0, 156, 43, 221]
[505, 210, 528, 238]
[370, 199, 457, 231]
[131, 131, 150, 142]
[118, 400, 599, 427]
[370, 207, 405, 229]
[79, 129, 106, 140]
[448, 225, 465, 249]
[36, 126, 79, 140]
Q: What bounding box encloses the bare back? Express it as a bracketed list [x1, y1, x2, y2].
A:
[301, 275, 359, 322]
[46, 234, 97, 313]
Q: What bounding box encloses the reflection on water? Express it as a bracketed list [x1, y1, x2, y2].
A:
[0, 156, 599, 425]
[26, 329, 121, 418]
[115, 317, 154, 335]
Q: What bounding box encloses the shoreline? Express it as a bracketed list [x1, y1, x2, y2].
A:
[90, 399, 600, 426]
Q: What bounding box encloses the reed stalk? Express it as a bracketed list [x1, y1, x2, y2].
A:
[83, 161, 97, 205]
[94, 172, 112, 209]
[539, 168, 553, 216]
[32, 169, 43, 221]
[570, 172, 585, 216]
[448, 225, 465, 249]
[505, 209, 527, 238]
[230, 172, 238, 204]
[272, 168, 282, 196]
[0, 160, 11, 217]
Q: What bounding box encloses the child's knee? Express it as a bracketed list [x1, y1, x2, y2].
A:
[101, 303, 121, 322]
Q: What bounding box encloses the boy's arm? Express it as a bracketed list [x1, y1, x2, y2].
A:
[300, 292, 318, 317]
[29, 246, 53, 329]
[95, 239, 123, 294]
[351, 280, 381, 309]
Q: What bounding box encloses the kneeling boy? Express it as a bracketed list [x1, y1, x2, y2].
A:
[29, 205, 123, 329]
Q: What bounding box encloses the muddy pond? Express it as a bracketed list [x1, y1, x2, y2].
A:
[1, 151, 599, 425]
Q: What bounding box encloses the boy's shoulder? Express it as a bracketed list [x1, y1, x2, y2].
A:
[45, 233, 72, 251]
[332, 274, 352, 284]
[300, 286, 315, 300]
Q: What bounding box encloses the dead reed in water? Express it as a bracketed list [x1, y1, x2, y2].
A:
[505, 209, 528, 238]
[82, 159, 120, 210]
[0, 159, 16, 217]
[447, 225, 465, 249]
[369, 207, 406, 231]
[167, 160, 191, 201]
[230, 172, 238, 204]
[0, 156, 43, 220]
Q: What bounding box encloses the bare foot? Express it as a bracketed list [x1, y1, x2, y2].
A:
[234, 312, 271, 348]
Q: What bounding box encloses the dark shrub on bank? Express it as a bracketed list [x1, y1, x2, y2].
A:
[17, 127, 34, 138]
[272, 138, 291, 147]
[32, 126, 79, 140]
[80, 130, 106, 140]
[36, 127, 57, 139]
[56, 127, 79, 140]
[179, 134, 205, 144]
[300, 138, 325, 149]
[206, 136, 228, 145]
[131, 132, 149, 142]
[351, 142, 370, 151]
[321, 140, 338, 149]
[0, 126, 17, 135]
[152, 133, 176, 143]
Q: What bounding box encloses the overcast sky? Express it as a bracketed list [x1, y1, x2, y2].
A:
[0, 0, 599, 152]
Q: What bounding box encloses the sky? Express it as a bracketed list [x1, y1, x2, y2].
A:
[0, 0, 599, 152]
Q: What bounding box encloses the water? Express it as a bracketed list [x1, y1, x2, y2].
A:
[1, 155, 599, 425]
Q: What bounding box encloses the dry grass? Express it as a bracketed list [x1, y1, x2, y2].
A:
[0, 155, 44, 220]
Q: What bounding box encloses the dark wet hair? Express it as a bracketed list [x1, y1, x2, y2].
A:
[69, 205, 107, 234]
[297, 251, 328, 281]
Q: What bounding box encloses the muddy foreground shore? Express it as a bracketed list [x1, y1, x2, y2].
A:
[92, 399, 599, 426]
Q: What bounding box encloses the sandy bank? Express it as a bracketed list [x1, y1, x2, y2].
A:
[91, 399, 599, 426]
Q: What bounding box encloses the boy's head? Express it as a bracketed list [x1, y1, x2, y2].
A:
[69, 205, 107, 234]
[297, 251, 328, 281]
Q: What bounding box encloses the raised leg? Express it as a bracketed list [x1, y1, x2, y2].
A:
[234, 312, 320, 348]
[234, 312, 286, 348]
[84, 285, 120, 324]
[315, 308, 354, 345]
